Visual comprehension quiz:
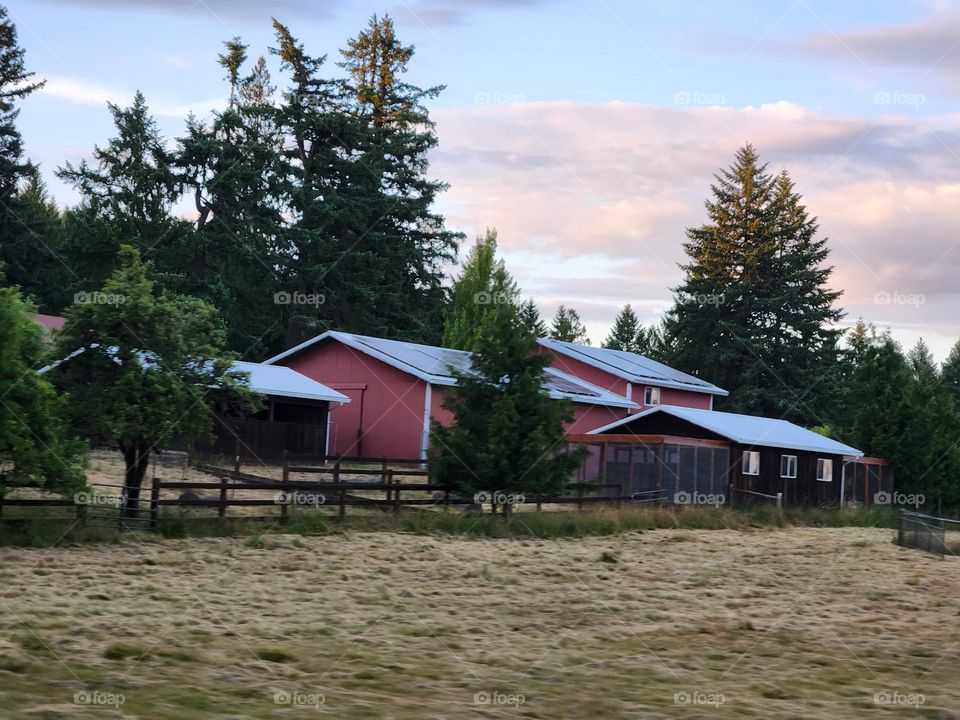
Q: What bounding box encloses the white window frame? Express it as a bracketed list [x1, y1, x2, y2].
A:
[742, 450, 760, 476]
[816, 458, 833, 483]
[644, 386, 661, 406]
[780, 454, 798, 479]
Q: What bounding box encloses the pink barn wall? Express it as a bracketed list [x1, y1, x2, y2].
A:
[279, 341, 427, 459]
[537, 347, 715, 412]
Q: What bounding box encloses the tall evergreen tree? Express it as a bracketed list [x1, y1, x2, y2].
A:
[550, 304, 589, 344]
[430, 308, 586, 515]
[57, 92, 187, 297]
[0, 6, 56, 304]
[942, 338, 960, 412]
[176, 41, 289, 356]
[664, 145, 842, 423]
[337, 14, 460, 343]
[442, 229, 518, 352]
[603, 304, 641, 352]
[516, 298, 547, 339]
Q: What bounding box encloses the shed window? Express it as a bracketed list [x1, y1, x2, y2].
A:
[780, 455, 797, 479]
[742, 451, 760, 476]
[644, 386, 661, 406]
[816, 458, 833, 482]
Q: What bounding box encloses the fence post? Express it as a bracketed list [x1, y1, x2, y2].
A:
[728, 482, 735, 509]
[76, 502, 87, 528]
[577, 484, 584, 511]
[776, 492, 783, 517]
[149, 475, 161, 531]
[280, 450, 289, 523]
[334, 461, 345, 518]
[218, 473, 228, 521]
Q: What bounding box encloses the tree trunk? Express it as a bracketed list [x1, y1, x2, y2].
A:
[121, 442, 151, 518]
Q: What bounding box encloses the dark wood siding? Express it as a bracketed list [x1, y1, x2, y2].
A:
[732, 444, 843, 505]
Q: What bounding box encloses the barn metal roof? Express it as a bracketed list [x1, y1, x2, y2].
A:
[588, 405, 863, 457]
[265, 331, 638, 409]
[232, 361, 349, 403]
[537, 338, 729, 396]
[41, 347, 348, 404]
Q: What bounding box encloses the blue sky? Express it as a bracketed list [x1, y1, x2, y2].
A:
[10, 0, 960, 357]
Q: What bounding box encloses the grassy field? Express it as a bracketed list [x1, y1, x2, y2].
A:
[0, 523, 957, 718]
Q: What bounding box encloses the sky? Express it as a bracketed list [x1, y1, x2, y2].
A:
[9, 0, 960, 358]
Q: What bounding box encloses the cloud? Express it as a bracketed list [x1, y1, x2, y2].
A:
[392, 0, 552, 27]
[32, 0, 332, 22]
[40, 75, 225, 118]
[431, 100, 960, 355]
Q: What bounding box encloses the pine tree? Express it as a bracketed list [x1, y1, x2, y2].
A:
[442, 229, 519, 352]
[57, 92, 187, 296]
[603, 304, 641, 352]
[664, 145, 842, 423]
[550, 304, 589, 344]
[942, 339, 960, 412]
[516, 299, 547, 339]
[338, 14, 460, 343]
[176, 40, 289, 357]
[0, 6, 53, 306]
[429, 309, 586, 515]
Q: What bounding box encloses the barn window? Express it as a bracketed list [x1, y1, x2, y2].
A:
[780, 455, 797, 479]
[742, 451, 760, 475]
[644, 386, 661, 406]
[816, 458, 833, 482]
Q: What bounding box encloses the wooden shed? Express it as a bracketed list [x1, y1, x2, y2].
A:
[570, 405, 866, 507]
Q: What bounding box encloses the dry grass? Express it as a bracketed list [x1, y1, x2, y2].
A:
[0, 526, 957, 718]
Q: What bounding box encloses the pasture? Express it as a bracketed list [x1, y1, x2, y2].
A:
[0, 525, 957, 718]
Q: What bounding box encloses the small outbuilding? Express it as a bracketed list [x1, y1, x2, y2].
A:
[570, 405, 870, 506]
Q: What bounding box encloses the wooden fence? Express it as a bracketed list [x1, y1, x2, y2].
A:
[0, 452, 659, 531]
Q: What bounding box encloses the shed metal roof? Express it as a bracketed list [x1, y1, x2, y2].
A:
[40, 347, 348, 405]
[587, 405, 863, 457]
[537, 338, 729, 396]
[265, 331, 638, 409]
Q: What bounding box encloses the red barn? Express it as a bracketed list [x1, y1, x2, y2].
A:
[536, 338, 727, 412]
[265, 331, 638, 460]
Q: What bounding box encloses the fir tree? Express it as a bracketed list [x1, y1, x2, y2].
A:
[57, 92, 187, 296]
[664, 145, 842, 423]
[338, 14, 460, 343]
[550, 304, 589, 344]
[516, 299, 547, 339]
[942, 339, 960, 412]
[429, 309, 586, 516]
[603, 304, 641, 352]
[442, 229, 518, 352]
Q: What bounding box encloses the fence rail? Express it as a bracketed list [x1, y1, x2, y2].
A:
[728, 485, 783, 515]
